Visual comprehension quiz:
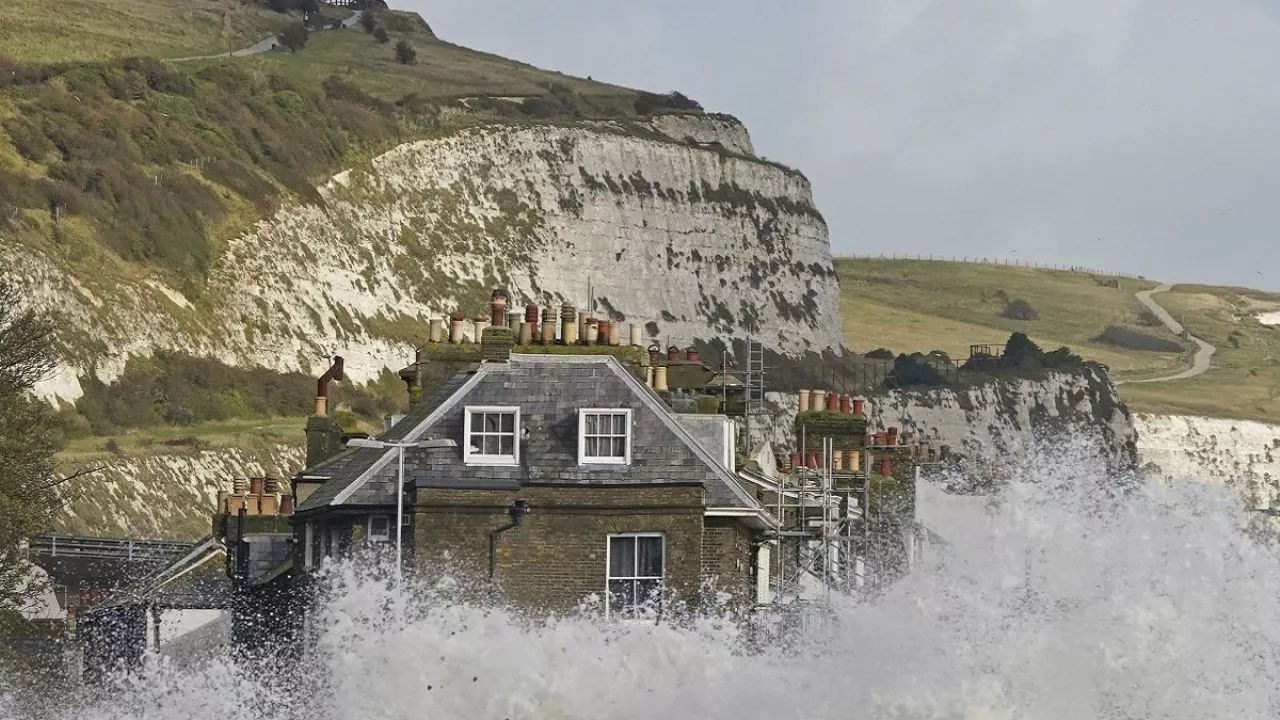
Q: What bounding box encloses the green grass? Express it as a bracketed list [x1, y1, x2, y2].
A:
[837, 259, 1280, 422]
[836, 258, 1185, 378]
[206, 18, 638, 103]
[1118, 286, 1280, 422]
[0, 0, 296, 62]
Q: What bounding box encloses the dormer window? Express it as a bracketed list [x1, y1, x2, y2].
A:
[579, 409, 632, 465]
[464, 406, 520, 466]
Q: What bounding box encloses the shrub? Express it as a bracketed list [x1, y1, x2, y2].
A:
[1136, 308, 1162, 327]
[634, 90, 704, 115]
[864, 348, 895, 360]
[361, 10, 377, 34]
[1001, 298, 1038, 321]
[1093, 326, 1183, 353]
[278, 24, 309, 53]
[884, 353, 945, 388]
[373, 27, 390, 43]
[394, 40, 417, 65]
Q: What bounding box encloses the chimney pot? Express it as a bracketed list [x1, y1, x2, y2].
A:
[249, 477, 264, 496]
[585, 318, 600, 345]
[233, 478, 248, 495]
[798, 389, 810, 410]
[560, 304, 578, 345]
[852, 397, 865, 417]
[428, 317, 444, 344]
[654, 365, 669, 392]
[628, 324, 643, 347]
[608, 322, 621, 346]
[685, 346, 700, 363]
[648, 343, 662, 364]
[280, 494, 294, 514]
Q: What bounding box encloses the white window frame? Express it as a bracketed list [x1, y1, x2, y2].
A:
[368, 515, 391, 544]
[463, 406, 521, 466]
[604, 533, 665, 619]
[578, 408, 633, 465]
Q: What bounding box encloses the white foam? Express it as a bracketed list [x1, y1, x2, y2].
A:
[23, 443, 1280, 719]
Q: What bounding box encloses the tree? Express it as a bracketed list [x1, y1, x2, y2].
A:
[0, 279, 88, 618]
[373, 27, 390, 44]
[360, 10, 377, 34]
[394, 40, 417, 65]
[299, 0, 319, 14]
[277, 23, 309, 53]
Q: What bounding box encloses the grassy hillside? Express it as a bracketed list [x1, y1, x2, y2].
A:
[836, 259, 1280, 422]
[1119, 285, 1280, 421]
[0, 0, 296, 62]
[837, 259, 1186, 376]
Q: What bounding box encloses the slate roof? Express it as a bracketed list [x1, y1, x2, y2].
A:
[294, 372, 478, 513]
[296, 355, 766, 515]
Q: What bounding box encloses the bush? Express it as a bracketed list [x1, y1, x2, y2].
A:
[361, 10, 377, 34]
[995, 332, 1082, 372]
[634, 90, 704, 115]
[884, 353, 945, 388]
[278, 24, 309, 52]
[1001, 298, 1039, 321]
[864, 348, 895, 360]
[373, 27, 390, 43]
[1094, 326, 1184, 353]
[394, 40, 417, 65]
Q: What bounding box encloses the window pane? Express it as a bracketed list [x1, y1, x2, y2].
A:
[637, 537, 663, 577]
[585, 414, 598, 434]
[635, 579, 662, 613]
[609, 537, 635, 577]
[483, 435, 500, 454]
[470, 413, 483, 432]
[610, 437, 626, 457]
[607, 580, 634, 616]
[501, 413, 515, 432]
[499, 436, 514, 455]
[612, 414, 627, 434]
[371, 516, 389, 534]
[585, 437, 598, 457]
[484, 414, 500, 432]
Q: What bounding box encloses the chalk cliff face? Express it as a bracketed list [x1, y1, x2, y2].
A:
[7, 114, 838, 402]
[1135, 413, 1280, 508]
[54, 444, 304, 541]
[755, 367, 1139, 472]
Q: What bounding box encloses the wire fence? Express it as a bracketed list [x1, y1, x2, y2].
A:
[844, 253, 1145, 280]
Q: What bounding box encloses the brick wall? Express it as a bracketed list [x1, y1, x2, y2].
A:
[412, 485, 708, 614]
[701, 517, 754, 610]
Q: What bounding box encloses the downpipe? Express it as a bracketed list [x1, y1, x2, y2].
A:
[489, 500, 529, 580]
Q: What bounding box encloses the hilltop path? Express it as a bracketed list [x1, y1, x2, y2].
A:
[171, 11, 363, 62]
[1117, 284, 1216, 385]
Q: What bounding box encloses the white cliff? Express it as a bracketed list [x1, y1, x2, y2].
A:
[4, 115, 838, 403]
[55, 444, 305, 540]
[1134, 413, 1280, 509]
[756, 367, 1138, 472]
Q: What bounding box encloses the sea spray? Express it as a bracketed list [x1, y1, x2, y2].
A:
[19, 444, 1280, 719]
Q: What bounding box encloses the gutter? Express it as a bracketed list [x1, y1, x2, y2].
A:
[488, 500, 528, 580]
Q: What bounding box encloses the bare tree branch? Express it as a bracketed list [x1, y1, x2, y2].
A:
[40, 464, 108, 490]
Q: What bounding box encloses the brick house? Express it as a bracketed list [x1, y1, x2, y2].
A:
[291, 351, 774, 618]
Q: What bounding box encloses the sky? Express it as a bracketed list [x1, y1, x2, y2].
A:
[407, 0, 1280, 290]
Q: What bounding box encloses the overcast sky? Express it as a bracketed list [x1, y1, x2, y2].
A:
[407, 0, 1280, 290]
